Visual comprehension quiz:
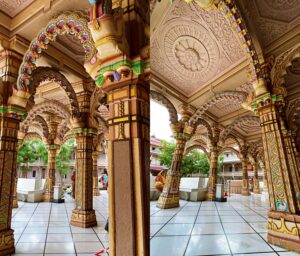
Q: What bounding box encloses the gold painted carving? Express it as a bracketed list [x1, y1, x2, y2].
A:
[268, 217, 300, 236]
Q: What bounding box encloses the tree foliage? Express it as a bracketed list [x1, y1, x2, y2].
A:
[56, 139, 76, 175]
[158, 140, 210, 176]
[17, 139, 48, 172]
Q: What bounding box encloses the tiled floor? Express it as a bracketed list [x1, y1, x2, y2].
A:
[11, 193, 109, 256]
[150, 193, 300, 256]
[11, 192, 300, 256]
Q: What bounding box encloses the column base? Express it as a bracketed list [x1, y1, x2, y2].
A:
[93, 188, 100, 196]
[253, 188, 261, 194]
[267, 211, 300, 252]
[42, 193, 53, 202]
[0, 229, 15, 256]
[156, 195, 179, 209]
[70, 209, 97, 228]
[206, 191, 216, 201]
[241, 189, 250, 196]
[13, 198, 18, 208]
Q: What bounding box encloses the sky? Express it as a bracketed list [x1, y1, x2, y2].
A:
[150, 101, 173, 142]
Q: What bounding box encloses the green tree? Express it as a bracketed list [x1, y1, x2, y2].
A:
[158, 140, 210, 176]
[56, 139, 76, 184]
[17, 139, 48, 177]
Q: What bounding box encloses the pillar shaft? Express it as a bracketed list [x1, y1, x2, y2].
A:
[0, 116, 20, 255]
[252, 162, 260, 194]
[207, 149, 218, 200]
[262, 165, 268, 192]
[254, 89, 300, 251]
[157, 136, 186, 208]
[241, 154, 250, 196]
[103, 76, 150, 256]
[70, 132, 97, 228]
[43, 146, 58, 202]
[93, 151, 100, 196]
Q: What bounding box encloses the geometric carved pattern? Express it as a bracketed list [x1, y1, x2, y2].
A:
[192, 118, 213, 140]
[150, 91, 178, 124]
[151, 0, 245, 96]
[190, 91, 247, 122]
[221, 115, 260, 141]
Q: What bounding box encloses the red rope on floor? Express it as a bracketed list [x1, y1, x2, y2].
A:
[95, 247, 109, 255]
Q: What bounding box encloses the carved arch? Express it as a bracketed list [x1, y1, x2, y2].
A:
[21, 100, 71, 132]
[184, 144, 209, 159]
[219, 147, 240, 158]
[33, 115, 49, 139]
[186, 134, 209, 148]
[30, 67, 80, 118]
[221, 115, 260, 141]
[190, 91, 247, 123]
[23, 132, 43, 142]
[192, 118, 213, 140]
[150, 90, 178, 124]
[17, 12, 96, 91]
[222, 134, 242, 150]
[271, 43, 300, 91]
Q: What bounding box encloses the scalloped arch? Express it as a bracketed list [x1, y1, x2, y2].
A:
[271, 43, 300, 90]
[31, 67, 80, 119]
[33, 115, 49, 139]
[21, 100, 71, 132]
[221, 115, 260, 141]
[190, 91, 247, 123]
[222, 134, 242, 150]
[219, 146, 240, 158]
[184, 144, 209, 159]
[17, 12, 96, 91]
[192, 118, 213, 140]
[150, 91, 178, 124]
[23, 132, 43, 142]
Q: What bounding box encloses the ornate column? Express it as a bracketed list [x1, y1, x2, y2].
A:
[261, 163, 268, 192]
[240, 146, 250, 196]
[252, 160, 260, 194]
[207, 127, 221, 201]
[70, 129, 97, 227]
[252, 78, 300, 251]
[43, 116, 60, 202]
[0, 48, 29, 255]
[92, 151, 100, 196]
[157, 108, 193, 209]
[101, 74, 150, 255]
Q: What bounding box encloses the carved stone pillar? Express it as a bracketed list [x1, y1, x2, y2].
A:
[70, 130, 97, 228]
[102, 75, 150, 256]
[252, 161, 260, 194]
[157, 108, 193, 209]
[262, 163, 268, 192]
[43, 145, 58, 202]
[92, 151, 100, 196]
[240, 147, 250, 196]
[253, 78, 300, 251]
[207, 147, 219, 200]
[0, 116, 22, 255]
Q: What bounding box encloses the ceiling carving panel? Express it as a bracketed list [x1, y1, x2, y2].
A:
[209, 101, 242, 117]
[151, 0, 245, 97]
[238, 0, 300, 47]
[0, 0, 34, 18]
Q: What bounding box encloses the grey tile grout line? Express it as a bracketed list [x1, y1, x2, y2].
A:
[14, 202, 39, 247]
[227, 195, 280, 256]
[12, 202, 29, 245]
[150, 201, 193, 238]
[215, 201, 234, 256]
[63, 199, 77, 256]
[182, 201, 202, 256]
[42, 201, 53, 255]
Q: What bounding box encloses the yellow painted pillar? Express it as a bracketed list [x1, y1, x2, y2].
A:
[240, 147, 250, 196]
[0, 115, 22, 255]
[252, 161, 260, 194]
[207, 147, 219, 200]
[93, 151, 100, 196]
[71, 130, 97, 228]
[102, 75, 150, 256]
[253, 79, 300, 251]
